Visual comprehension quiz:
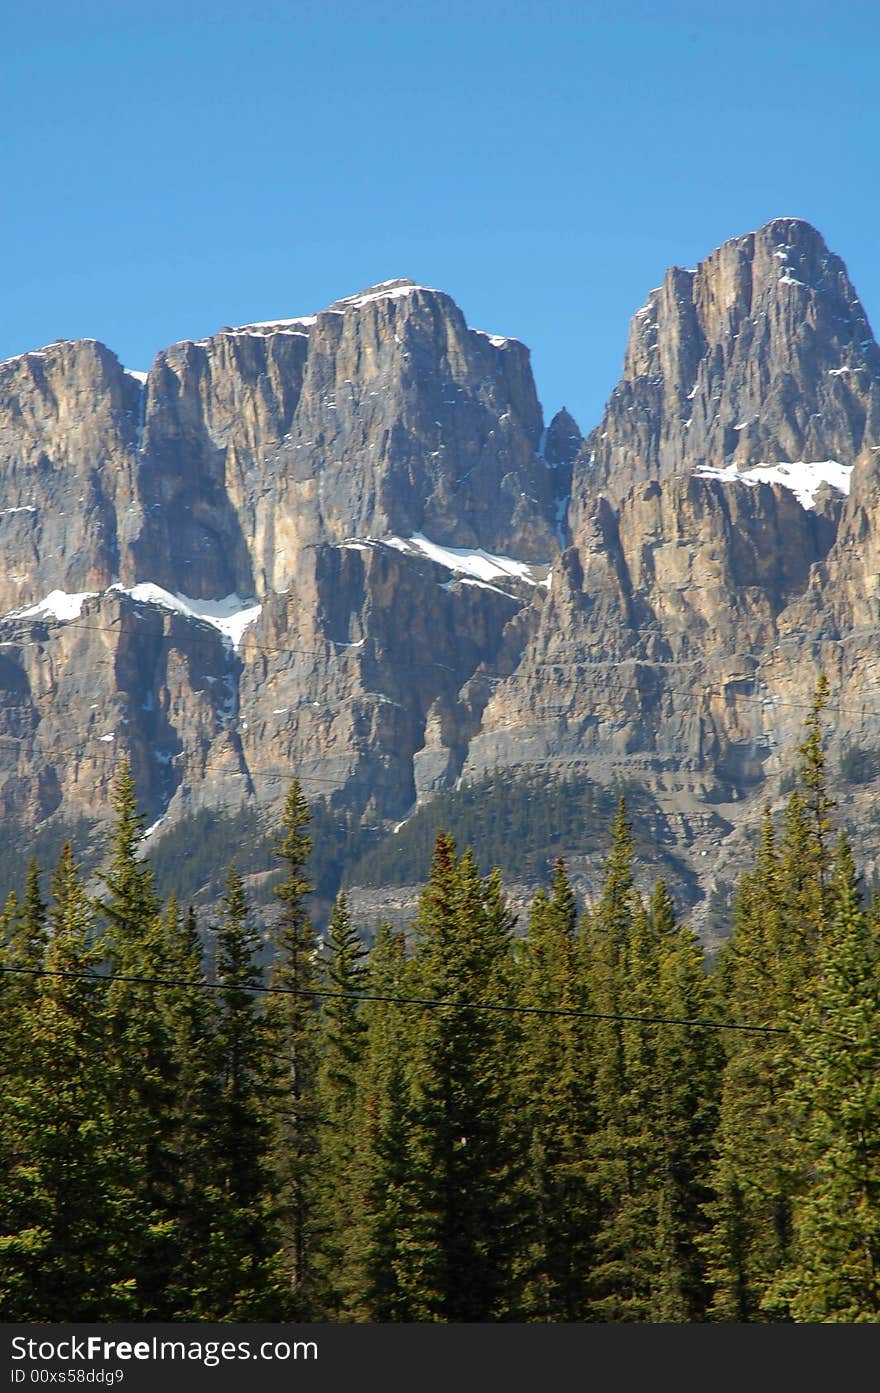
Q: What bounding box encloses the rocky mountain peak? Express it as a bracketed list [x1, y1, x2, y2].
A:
[571, 217, 880, 521]
[329, 276, 422, 306]
[544, 407, 582, 468]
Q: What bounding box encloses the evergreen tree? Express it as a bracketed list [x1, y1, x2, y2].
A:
[702, 811, 795, 1319]
[584, 799, 634, 1120]
[704, 681, 837, 1321]
[203, 868, 280, 1317]
[796, 673, 835, 904]
[99, 761, 161, 961]
[0, 863, 50, 1301]
[650, 889, 722, 1320]
[263, 779, 321, 1315]
[97, 760, 177, 1316]
[0, 860, 47, 1055]
[586, 883, 659, 1320]
[0, 845, 137, 1319]
[516, 859, 596, 1320]
[579, 800, 634, 1315]
[314, 891, 368, 1315]
[579, 814, 720, 1319]
[403, 835, 522, 1320]
[772, 836, 880, 1320]
[150, 898, 216, 1315]
[346, 924, 418, 1320]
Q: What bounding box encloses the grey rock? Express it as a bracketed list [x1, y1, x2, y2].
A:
[570, 218, 880, 521]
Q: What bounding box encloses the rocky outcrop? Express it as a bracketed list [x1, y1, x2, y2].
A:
[1, 280, 563, 616]
[130, 280, 562, 605]
[0, 280, 563, 832]
[571, 218, 880, 519]
[0, 340, 142, 613]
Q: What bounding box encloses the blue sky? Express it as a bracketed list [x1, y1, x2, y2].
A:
[1, 0, 878, 431]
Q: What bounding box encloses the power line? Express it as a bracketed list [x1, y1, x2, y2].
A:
[0, 963, 790, 1035]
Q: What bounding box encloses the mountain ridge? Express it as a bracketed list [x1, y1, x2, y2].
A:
[2, 218, 879, 935]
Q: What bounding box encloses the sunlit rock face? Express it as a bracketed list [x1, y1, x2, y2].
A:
[569, 218, 880, 517]
[2, 227, 880, 936]
[0, 279, 564, 831]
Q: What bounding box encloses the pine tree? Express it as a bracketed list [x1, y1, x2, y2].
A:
[99, 761, 161, 962]
[0, 862, 51, 1303]
[144, 896, 233, 1319]
[772, 836, 880, 1320]
[578, 811, 719, 1319]
[97, 760, 177, 1316]
[0, 859, 47, 1051]
[579, 800, 635, 1316]
[704, 681, 837, 1320]
[202, 868, 280, 1317]
[586, 884, 660, 1320]
[402, 835, 522, 1320]
[346, 924, 418, 1320]
[702, 811, 795, 1319]
[314, 890, 368, 1315]
[516, 859, 595, 1320]
[584, 799, 634, 1120]
[796, 673, 835, 905]
[650, 888, 722, 1321]
[0, 845, 138, 1319]
[263, 779, 321, 1315]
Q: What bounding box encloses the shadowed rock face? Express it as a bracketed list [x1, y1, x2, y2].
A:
[1, 230, 880, 936]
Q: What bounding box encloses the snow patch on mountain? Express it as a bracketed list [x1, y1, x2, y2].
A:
[8, 590, 98, 622]
[382, 533, 551, 586]
[115, 584, 262, 650]
[695, 460, 853, 510]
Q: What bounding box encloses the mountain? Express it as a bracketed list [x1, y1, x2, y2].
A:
[1, 225, 879, 935]
[571, 216, 880, 508]
[0, 280, 567, 833]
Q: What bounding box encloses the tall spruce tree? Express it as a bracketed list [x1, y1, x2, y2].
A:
[0, 864, 50, 1309]
[0, 860, 47, 1058]
[578, 810, 719, 1319]
[586, 884, 661, 1320]
[263, 779, 321, 1315]
[771, 836, 880, 1320]
[346, 924, 418, 1320]
[796, 673, 835, 906]
[705, 680, 835, 1319]
[403, 835, 522, 1320]
[151, 902, 215, 1314]
[580, 800, 635, 1316]
[0, 845, 138, 1319]
[650, 884, 721, 1320]
[702, 810, 796, 1319]
[516, 859, 595, 1320]
[97, 760, 179, 1315]
[203, 868, 280, 1317]
[314, 891, 368, 1315]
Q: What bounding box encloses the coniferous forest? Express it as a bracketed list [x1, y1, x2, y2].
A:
[1, 680, 879, 1322]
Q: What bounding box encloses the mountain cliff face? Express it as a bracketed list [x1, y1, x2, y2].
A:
[571, 218, 880, 513]
[2, 226, 879, 934]
[0, 278, 563, 837]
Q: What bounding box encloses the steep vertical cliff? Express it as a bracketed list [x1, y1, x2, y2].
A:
[1, 225, 880, 928]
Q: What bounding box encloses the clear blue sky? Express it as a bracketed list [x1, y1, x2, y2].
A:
[2, 0, 878, 432]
